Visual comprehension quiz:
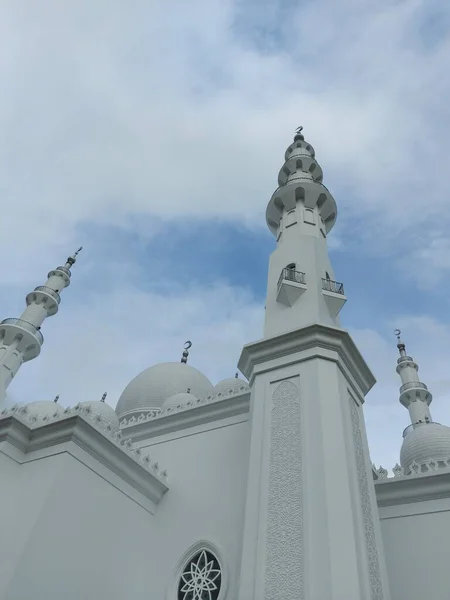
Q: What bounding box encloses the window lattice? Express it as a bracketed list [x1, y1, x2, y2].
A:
[177, 549, 222, 600]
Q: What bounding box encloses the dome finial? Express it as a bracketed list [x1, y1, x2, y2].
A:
[394, 329, 406, 356]
[100, 392, 107, 403]
[53, 394, 59, 403]
[181, 341, 192, 364]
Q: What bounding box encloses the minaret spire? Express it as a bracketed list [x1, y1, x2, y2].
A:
[394, 329, 433, 432]
[237, 129, 391, 600]
[0, 249, 82, 406]
[264, 128, 346, 338]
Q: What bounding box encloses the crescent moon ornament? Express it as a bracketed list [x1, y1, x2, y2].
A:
[181, 341, 192, 363]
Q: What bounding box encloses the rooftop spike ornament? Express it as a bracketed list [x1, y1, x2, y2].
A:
[181, 341, 192, 364]
[294, 125, 304, 141]
[101, 392, 107, 403]
[53, 395, 60, 403]
[65, 246, 83, 268]
[394, 328, 406, 356]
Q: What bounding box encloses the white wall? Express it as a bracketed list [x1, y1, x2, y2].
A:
[138, 416, 250, 598]
[379, 499, 450, 600]
[0, 415, 250, 600]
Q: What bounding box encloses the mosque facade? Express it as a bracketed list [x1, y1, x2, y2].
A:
[1, 129, 450, 600]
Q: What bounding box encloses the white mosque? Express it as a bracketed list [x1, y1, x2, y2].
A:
[1, 128, 450, 600]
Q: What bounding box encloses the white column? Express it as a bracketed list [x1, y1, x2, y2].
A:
[237, 325, 391, 600]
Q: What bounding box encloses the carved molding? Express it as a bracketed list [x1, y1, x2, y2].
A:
[349, 399, 384, 600]
[265, 380, 304, 600]
[0, 405, 168, 506]
[120, 390, 250, 443]
[375, 466, 450, 507]
[239, 323, 375, 396]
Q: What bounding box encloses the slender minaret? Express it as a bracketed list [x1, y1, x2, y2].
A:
[395, 329, 432, 428]
[264, 125, 346, 337]
[0, 248, 82, 406]
[394, 330, 450, 473]
[237, 129, 391, 600]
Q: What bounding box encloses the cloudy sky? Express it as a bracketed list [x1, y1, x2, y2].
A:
[1, 0, 450, 469]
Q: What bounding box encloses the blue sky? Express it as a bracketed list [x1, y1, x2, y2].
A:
[1, 0, 450, 469]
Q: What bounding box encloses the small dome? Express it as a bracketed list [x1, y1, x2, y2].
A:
[116, 362, 214, 418]
[26, 401, 62, 421]
[400, 422, 450, 471]
[163, 392, 198, 409]
[80, 401, 120, 431]
[214, 377, 249, 396]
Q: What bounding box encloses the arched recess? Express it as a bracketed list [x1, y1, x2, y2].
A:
[286, 209, 297, 227]
[295, 186, 305, 202]
[166, 539, 230, 600]
[304, 208, 315, 225]
[317, 193, 327, 209]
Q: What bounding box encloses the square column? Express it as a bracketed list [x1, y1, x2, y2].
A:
[237, 324, 391, 600]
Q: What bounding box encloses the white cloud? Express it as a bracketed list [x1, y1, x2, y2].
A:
[5, 280, 264, 409]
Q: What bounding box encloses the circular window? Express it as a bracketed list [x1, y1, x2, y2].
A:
[177, 549, 222, 600]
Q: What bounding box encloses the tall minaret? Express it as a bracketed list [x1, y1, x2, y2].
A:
[0, 248, 82, 406]
[237, 130, 391, 600]
[264, 125, 346, 337]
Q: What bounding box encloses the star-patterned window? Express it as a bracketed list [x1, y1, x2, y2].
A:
[177, 549, 222, 600]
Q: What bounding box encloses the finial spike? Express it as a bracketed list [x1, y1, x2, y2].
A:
[394, 329, 406, 356]
[181, 341, 192, 364]
[65, 245, 83, 268]
[235, 372, 239, 378]
[53, 394, 59, 403]
[101, 392, 107, 403]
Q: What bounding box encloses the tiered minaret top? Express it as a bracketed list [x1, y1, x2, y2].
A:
[264, 128, 346, 338]
[395, 330, 450, 473]
[0, 248, 82, 406]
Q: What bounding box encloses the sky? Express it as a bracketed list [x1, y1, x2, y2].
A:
[1, 0, 450, 470]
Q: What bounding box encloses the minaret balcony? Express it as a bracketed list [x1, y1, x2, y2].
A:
[277, 268, 307, 306]
[26, 286, 61, 316]
[400, 381, 428, 394]
[399, 380, 431, 408]
[34, 286, 61, 304]
[321, 278, 346, 317]
[0, 318, 43, 359]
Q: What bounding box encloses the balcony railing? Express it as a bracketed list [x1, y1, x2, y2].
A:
[400, 381, 428, 394]
[403, 420, 438, 438]
[1, 318, 44, 345]
[322, 278, 345, 295]
[278, 268, 306, 290]
[34, 286, 61, 304]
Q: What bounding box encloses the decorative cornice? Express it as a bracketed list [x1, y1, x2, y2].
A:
[120, 389, 250, 443]
[374, 463, 450, 507]
[0, 404, 168, 506]
[238, 323, 376, 396]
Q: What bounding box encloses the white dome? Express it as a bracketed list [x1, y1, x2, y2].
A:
[400, 422, 450, 470]
[80, 401, 120, 431]
[214, 377, 249, 396]
[163, 392, 198, 409]
[116, 362, 214, 418]
[26, 401, 62, 421]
